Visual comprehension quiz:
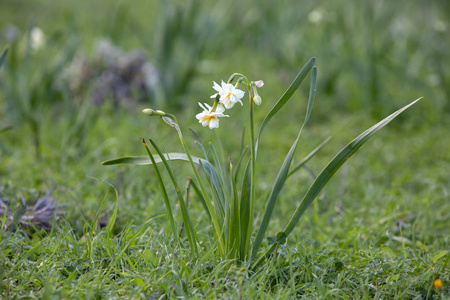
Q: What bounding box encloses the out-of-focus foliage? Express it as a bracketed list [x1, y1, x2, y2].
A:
[1, 0, 449, 120]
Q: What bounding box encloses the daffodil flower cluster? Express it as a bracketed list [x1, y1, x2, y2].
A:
[196, 77, 264, 129]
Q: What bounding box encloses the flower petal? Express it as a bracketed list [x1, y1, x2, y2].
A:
[209, 118, 219, 129]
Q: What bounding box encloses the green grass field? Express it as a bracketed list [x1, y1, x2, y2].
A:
[1, 0, 449, 298]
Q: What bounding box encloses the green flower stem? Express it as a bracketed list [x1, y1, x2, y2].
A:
[227, 73, 251, 86]
[170, 116, 226, 254]
[248, 89, 256, 262]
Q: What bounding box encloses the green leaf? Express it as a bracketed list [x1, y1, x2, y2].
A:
[239, 160, 252, 260]
[252, 67, 317, 258]
[102, 153, 203, 166]
[267, 231, 287, 245]
[194, 140, 209, 161]
[282, 97, 422, 237]
[228, 158, 240, 261]
[209, 142, 226, 193]
[134, 277, 146, 287]
[431, 250, 449, 263]
[199, 160, 225, 220]
[256, 57, 315, 154]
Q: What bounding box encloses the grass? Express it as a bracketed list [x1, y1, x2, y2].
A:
[1, 107, 448, 298]
[1, 0, 450, 298]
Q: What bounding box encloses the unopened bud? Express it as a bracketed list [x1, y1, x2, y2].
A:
[234, 77, 244, 90]
[254, 80, 264, 88]
[142, 108, 154, 116]
[142, 108, 166, 117]
[252, 82, 262, 105]
[253, 95, 262, 105]
[227, 73, 236, 83]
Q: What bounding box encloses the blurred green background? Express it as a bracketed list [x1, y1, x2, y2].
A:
[2, 0, 449, 116]
[0, 0, 449, 225]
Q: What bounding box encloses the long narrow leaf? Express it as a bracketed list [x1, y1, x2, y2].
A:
[256, 57, 315, 154]
[200, 160, 225, 221]
[209, 143, 226, 193]
[239, 160, 252, 260]
[195, 140, 210, 161]
[102, 153, 203, 166]
[252, 67, 317, 258]
[283, 97, 422, 236]
[228, 159, 240, 261]
[253, 97, 422, 269]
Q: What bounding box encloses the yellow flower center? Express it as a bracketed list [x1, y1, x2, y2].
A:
[202, 116, 216, 123]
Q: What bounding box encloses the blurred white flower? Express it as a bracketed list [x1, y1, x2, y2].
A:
[30, 27, 45, 50]
[211, 81, 245, 109]
[196, 102, 228, 129]
[308, 10, 323, 24]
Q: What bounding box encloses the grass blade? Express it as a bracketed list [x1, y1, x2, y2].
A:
[252, 67, 317, 258]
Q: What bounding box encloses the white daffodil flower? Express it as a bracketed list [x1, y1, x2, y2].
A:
[210, 81, 245, 109]
[196, 103, 229, 129]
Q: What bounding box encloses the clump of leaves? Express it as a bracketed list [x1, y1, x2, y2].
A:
[103, 57, 421, 268]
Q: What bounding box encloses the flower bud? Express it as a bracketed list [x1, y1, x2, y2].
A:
[234, 77, 244, 90]
[142, 108, 166, 117]
[253, 95, 262, 105]
[142, 108, 154, 116]
[251, 82, 262, 105]
[254, 80, 264, 88]
[227, 73, 236, 84]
